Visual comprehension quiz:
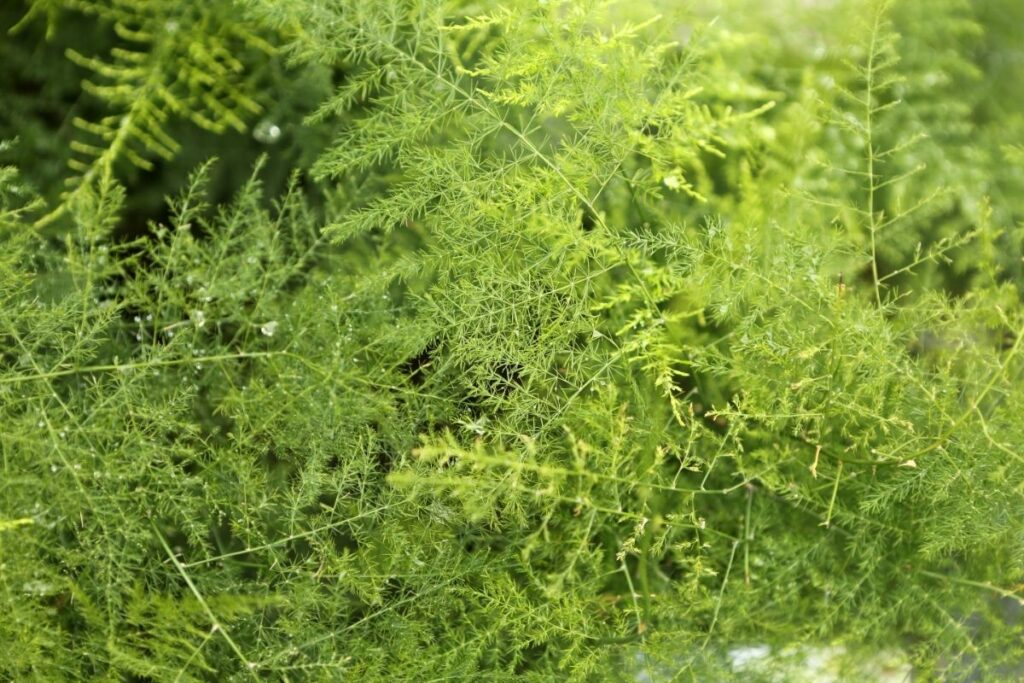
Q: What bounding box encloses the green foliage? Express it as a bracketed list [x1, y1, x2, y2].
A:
[25, 0, 274, 227]
[2, 0, 1023, 680]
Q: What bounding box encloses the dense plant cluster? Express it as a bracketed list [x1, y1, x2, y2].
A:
[2, 0, 1022, 679]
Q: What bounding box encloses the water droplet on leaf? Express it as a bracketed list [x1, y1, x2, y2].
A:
[253, 119, 282, 144]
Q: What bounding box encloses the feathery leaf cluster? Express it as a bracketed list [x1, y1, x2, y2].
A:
[2, 0, 1023, 680]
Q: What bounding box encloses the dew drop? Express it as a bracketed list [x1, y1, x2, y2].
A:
[253, 119, 282, 144]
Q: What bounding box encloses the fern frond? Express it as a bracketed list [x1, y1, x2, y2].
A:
[32, 0, 272, 228]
